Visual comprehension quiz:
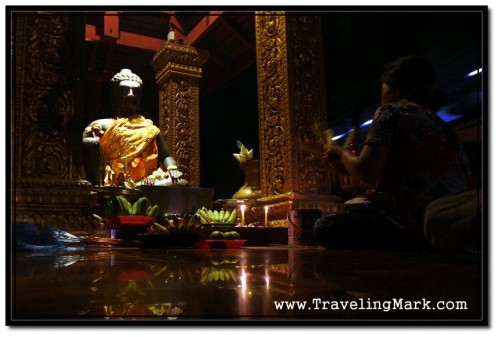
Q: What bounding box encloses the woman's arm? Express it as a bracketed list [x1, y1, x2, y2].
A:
[329, 143, 389, 187]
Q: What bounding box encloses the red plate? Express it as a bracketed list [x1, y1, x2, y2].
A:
[107, 216, 156, 226]
[194, 239, 246, 249]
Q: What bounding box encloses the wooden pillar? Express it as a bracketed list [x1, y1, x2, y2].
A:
[252, 12, 341, 226]
[256, 12, 331, 196]
[152, 43, 208, 187]
[12, 13, 98, 232]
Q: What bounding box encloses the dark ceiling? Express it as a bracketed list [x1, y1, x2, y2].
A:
[84, 10, 484, 130]
[85, 11, 255, 96]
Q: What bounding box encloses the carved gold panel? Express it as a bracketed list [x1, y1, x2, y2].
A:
[14, 179, 99, 232]
[285, 15, 331, 195]
[12, 13, 97, 231]
[152, 43, 208, 187]
[255, 12, 292, 196]
[14, 14, 83, 181]
[255, 12, 331, 197]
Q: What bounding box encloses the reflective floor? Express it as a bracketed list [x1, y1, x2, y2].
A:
[11, 246, 483, 322]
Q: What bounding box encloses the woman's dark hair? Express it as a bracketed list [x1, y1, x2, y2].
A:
[381, 55, 445, 112]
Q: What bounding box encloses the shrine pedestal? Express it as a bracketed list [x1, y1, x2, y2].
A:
[138, 186, 214, 215]
[217, 192, 344, 228]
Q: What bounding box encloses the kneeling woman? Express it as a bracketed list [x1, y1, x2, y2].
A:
[314, 56, 471, 251]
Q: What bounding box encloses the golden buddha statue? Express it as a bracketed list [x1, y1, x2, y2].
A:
[82, 69, 183, 187]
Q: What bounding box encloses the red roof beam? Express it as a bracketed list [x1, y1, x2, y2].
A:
[169, 15, 187, 44]
[185, 12, 223, 46]
[169, 15, 185, 35]
[85, 24, 165, 52]
[104, 11, 120, 39]
[85, 24, 101, 42]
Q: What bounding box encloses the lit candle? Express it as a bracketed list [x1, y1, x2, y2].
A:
[264, 205, 269, 227]
[265, 265, 270, 289]
[240, 204, 246, 227]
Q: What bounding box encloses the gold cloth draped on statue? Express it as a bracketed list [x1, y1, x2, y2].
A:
[100, 115, 160, 185]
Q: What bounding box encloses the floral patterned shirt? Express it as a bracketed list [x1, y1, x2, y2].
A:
[364, 100, 470, 229]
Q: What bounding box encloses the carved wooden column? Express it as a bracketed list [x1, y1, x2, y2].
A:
[256, 12, 331, 195]
[152, 43, 208, 187]
[253, 12, 341, 226]
[12, 13, 98, 232]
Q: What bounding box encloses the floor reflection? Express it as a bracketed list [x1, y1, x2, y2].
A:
[13, 246, 482, 321]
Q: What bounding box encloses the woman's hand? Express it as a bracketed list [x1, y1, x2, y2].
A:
[320, 143, 344, 165]
[319, 144, 352, 176]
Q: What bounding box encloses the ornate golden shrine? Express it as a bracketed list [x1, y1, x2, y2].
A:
[11, 12, 341, 231]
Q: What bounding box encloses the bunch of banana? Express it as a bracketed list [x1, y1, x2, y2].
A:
[151, 214, 202, 236]
[148, 303, 186, 317]
[103, 196, 159, 217]
[196, 207, 237, 224]
[200, 267, 238, 284]
[153, 264, 199, 285]
[233, 140, 254, 163]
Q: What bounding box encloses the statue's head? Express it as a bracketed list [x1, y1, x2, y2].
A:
[110, 69, 143, 117]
